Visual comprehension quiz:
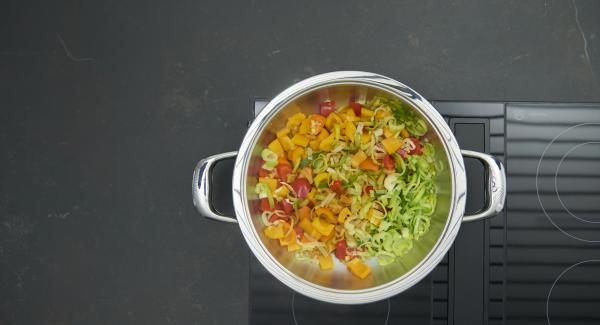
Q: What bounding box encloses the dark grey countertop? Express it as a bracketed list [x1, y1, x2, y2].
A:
[1, 1, 599, 324]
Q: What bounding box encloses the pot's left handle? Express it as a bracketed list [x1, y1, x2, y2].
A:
[192, 151, 238, 223]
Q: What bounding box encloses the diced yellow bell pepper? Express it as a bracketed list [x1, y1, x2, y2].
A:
[286, 113, 306, 130]
[338, 207, 351, 223]
[344, 122, 356, 141]
[298, 119, 310, 134]
[299, 218, 321, 239]
[278, 135, 295, 152]
[361, 132, 371, 144]
[291, 134, 310, 147]
[315, 207, 336, 224]
[276, 128, 290, 139]
[287, 240, 301, 252]
[306, 188, 317, 204]
[361, 108, 375, 118]
[313, 173, 330, 187]
[279, 229, 297, 246]
[268, 139, 285, 157]
[264, 225, 284, 239]
[289, 147, 304, 167]
[309, 139, 320, 150]
[367, 208, 384, 226]
[347, 258, 371, 279]
[318, 255, 334, 270]
[383, 127, 394, 138]
[375, 110, 391, 119]
[400, 129, 410, 138]
[319, 133, 336, 152]
[273, 186, 289, 199]
[325, 113, 343, 131]
[312, 218, 334, 236]
[326, 238, 336, 253]
[298, 218, 313, 232]
[259, 177, 278, 192]
[317, 128, 329, 141]
[381, 137, 403, 154]
[351, 151, 367, 168]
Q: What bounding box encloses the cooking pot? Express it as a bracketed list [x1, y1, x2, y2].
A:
[192, 71, 506, 304]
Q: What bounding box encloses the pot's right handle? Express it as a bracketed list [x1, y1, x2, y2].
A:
[192, 151, 238, 223]
[460, 150, 506, 222]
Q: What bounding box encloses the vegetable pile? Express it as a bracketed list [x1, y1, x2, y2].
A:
[255, 96, 439, 279]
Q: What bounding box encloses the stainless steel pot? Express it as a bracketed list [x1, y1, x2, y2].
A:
[192, 71, 506, 304]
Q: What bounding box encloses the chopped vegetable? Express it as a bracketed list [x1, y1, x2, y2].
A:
[256, 95, 437, 279]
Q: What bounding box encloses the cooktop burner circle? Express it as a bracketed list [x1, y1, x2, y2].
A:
[536, 123, 600, 242]
[554, 141, 600, 224]
[546, 260, 600, 325]
[291, 292, 391, 325]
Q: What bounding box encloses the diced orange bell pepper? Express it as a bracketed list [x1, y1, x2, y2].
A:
[319, 231, 334, 242]
[359, 157, 380, 171]
[347, 258, 371, 279]
[297, 206, 312, 220]
[381, 137, 403, 154]
[309, 114, 326, 135]
[268, 139, 285, 157]
[318, 255, 334, 270]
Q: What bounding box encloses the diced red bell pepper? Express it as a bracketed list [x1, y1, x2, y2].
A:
[281, 199, 294, 214]
[335, 240, 347, 260]
[363, 185, 373, 196]
[330, 179, 343, 195]
[260, 198, 272, 212]
[294, 226, 304, 239]
[383, 154, 395, 170]
[349, 102, 362, 116]
[276, 163, 292, 182]
[291, 177, 311, 199]
[258, 168, 269, 177]
[410, 138, 423, 155]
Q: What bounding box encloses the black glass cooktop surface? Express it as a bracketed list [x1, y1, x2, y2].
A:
[246, 100, 600, 325]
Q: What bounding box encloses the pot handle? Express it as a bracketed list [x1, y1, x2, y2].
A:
[460, 150, 506, 222]
[192, 151, 238, 223]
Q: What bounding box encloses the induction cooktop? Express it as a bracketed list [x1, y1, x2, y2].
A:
[245, 100, 600, 325]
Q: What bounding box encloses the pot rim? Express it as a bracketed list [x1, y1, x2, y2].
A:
[232, 71, 466, 304]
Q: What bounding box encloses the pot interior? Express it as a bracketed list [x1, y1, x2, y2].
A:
[246, 83, 453, 291]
